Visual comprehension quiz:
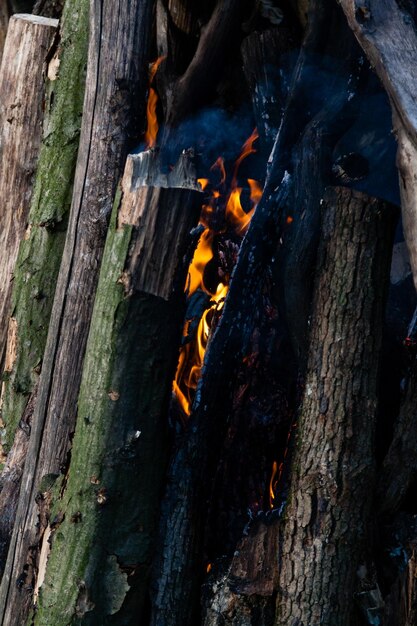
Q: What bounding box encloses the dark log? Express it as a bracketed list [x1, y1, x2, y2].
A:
[0, 1, 8, 61]
[150, 4, 363, 623]
[0, 0, 89, 573]
[23, 154, 201, 623]
[0, 0, 154, 622]
[276, 187, 396, 626]
[0, 14, 58, 370]
[241, 26, 299, 154]
[33, 0, 64, 18]
[378, 352, 417, 515]
[338, 0, 417, 291]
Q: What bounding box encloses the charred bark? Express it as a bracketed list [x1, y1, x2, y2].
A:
[0, 1, 153, 623]
[276, 187, 397, 626]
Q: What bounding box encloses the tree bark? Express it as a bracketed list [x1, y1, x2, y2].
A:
[0, 14, 58, 370]
[29, 154, 201, 624]
[0, 0, 89, 573]
[276, 187, 396, 626]
[0, 0, 8, 62]
[0, 1, 153, 623]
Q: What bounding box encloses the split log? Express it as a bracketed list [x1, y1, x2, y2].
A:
[0, 0, 89, 572]
[0, 14, 58, 370]
[276, 187, 397, 626]
[29, 153, 201, 624]
[0, 1, 154, 623]
[337, 0, 417, 292]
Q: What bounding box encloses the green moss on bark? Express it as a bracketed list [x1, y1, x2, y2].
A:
[0, 0, 89, 452]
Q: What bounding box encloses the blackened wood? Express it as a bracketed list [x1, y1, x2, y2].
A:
[0, 1, 153, 623]
[0, 0, 88, 574]
[338, 0, 417, 291]
[22, 156, 201, 623]
[0, 14, 58, 370]
[276, 187, 396, 626]
[33, 0, 64, 18]
[241, 27, 298, 153]
[150, 4, 362, 623]
[378, 356, 417, 515]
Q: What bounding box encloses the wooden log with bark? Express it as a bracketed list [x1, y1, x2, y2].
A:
[0, 14, 58, 370]
[29, 152, 201, 624]
[0, 0, 89, 574]
[0, 1, 154, 622]
[277, 187, 397, 626]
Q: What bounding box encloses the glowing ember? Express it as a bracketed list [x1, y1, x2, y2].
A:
[145, 57, 165, 149]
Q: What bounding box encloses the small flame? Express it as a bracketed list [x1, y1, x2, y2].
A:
[206, 563, 212, 574]
[232, 128, 259, 188]
[226, 188, 254, 235]
[198, 178, 210, 191]
[145, 57, 165, 149]
[211, 157, 227, 185]
[248, 179, 263, 206]
[187, 229, 214, 296]
[269, 461, 278, 509]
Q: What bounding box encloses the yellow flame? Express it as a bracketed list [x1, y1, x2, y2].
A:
[226, 188, 254, 234]
[187, 229, 214, 296]
[269, 461, 278, 509]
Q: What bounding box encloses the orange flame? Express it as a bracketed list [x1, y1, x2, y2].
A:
[232, 128, 259, 188]
[187, 229, 214, 296]
[248, 179, 263, 206]
[269, 461, 278, 509]
[211, 157, 227, 185]
[226, 188, 254, 235]
[145, 57, 165, 149]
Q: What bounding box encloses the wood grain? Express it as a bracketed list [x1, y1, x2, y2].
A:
[0, 14, 58, 370]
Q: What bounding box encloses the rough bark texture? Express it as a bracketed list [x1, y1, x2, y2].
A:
[31, 155, 201, 624]
[0, 14, 58, 370]
[0, 0, 88, 573]
[276, 187, 396, 626]
[0, 1, 153, 623]
[33, 0, 64, 18]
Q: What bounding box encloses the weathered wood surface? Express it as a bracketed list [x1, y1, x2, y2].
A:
[0, 0, 89, 574]
[276, 187, 396, 626]
[0, 14, 58, 371]
[0, 1, 8, 62]
[31, 155, 201, 624]
[338, 0, 417, 291]
[0, 1, 153, 623]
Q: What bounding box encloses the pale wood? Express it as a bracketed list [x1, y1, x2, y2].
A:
[0, 14, 58, 369]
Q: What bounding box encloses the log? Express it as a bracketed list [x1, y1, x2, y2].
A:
[0, 14, 58, 370]
[33, 0, 64, 18]
[0, 1, 153, 622]
[338, 0, 417, 291]
[0, 1, 8, 62]
[276, 187, 396, 626]
[30, 153, 201, 624]
[150, 4, 363, 623]
[0, 0, 89, 572]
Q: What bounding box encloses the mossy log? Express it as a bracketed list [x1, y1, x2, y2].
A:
[276, 187, 397, 626]
[30, 153, 200, 624]
[0, 14, 58, 370]
[0, 0, 89, 574]
[0, 1, 153, 623]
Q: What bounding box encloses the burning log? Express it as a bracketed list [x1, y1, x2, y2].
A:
[0, 1, 153, 622]
[0, 14, 58, 370]
[276, 187, 397, 626]
[17, 152, 201, 623]
[0, 0, 88, 572]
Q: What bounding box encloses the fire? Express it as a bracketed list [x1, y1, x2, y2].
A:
[269, 461, 278, 509]
[226, 188, 254, 235]
[145, 57, 165, 149]
[173, 129, 263, 417]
